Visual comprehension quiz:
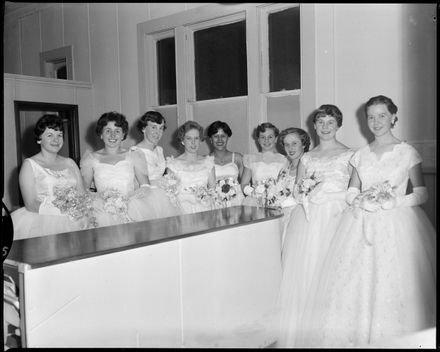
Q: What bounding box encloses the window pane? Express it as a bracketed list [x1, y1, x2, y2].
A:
[157, 37, 177, 105]
[194, 20, 247, 101]
[269, 7, 300, 91]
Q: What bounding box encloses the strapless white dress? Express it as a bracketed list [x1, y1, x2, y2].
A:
[166, 155, 215, 214]
[213, 152, 244, 208]
[11, 158, 88, 240]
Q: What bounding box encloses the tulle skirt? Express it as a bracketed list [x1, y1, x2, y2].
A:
[11, 207, 87, 240]
[176, 191, 214, 215]
[276, 199, 348, 347]
[295, 206, 436, 347]
[93, 187, 182, 228]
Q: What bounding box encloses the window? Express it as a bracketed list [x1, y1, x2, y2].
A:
[40, 45, 73, 80]
[157, 37, 177, 105]
[268, 6, 301, 91]
[194, 20, 247, 101]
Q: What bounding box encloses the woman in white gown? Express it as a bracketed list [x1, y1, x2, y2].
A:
[277, 127, 311, 247]
[206, 121, 245, 208]
[166, 121, 216, 214]
[276, 105, 354, 347]
[80, 112, 177, 227]
[241, 122, 288, 207]
[295, 95, 436, 347]
[131, 111, 182, 214]
[11, 114, 90, 240]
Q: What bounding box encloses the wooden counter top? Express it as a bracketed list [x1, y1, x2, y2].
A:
[5, 206, 282, 269]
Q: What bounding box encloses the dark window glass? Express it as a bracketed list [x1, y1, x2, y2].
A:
[269, 7, 301, 91]
[194, 20, 247, 101]
[157, 37, 177, 105]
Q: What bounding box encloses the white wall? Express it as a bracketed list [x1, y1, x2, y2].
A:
[3, 3, 437, 210]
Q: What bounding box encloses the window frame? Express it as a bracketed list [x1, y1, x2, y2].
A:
[137, 3, 314, 150]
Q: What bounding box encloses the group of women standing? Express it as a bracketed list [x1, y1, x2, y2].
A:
[10, 94, 436, 347]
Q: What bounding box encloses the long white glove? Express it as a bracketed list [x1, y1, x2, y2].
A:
[382, 186, 428, 209]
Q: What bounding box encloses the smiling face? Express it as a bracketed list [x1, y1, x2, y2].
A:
[210, 128, 229, 152]
[101, 121, 124, 148]
[366, 103, 394, 137]
[283, 133, 304, 162]
[143, 121, 165, 146]
[314, 115, 339, 140]
[258, 128, 277, 152]
[39, 128, 64, 153]
[183, 128, 201, 154]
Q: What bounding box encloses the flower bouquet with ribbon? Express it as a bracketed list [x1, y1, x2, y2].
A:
[184, 185, 215, 207]
[156, 173, 181, 207]
[351, 180, 396, 212]
[52, 185, 97, 228]
[100, 188, 132, 223]
[212, 177, 238, 208]
[265, 171, 296, 209]
[296, 172, 323, 221]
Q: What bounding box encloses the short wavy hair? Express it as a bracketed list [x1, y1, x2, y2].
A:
[364, 95, 398, 115]
[95, 111, 129, 140]
[255, 122, 279, 138]
[177, 120, 204, 142]
[313, 104, 343, 127]
[206, 120, 232, 138]
[278, 127, 311, 153]
[34, 114, 64, 142]
[136, 110, 167, 134]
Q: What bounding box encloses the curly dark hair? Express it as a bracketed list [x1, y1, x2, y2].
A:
[313, 104, 343, 127]
[95, 111, 129, 140]
[177, 121, 204, 142]
[206, 120, 232, 138]
[278, 127, 311, 153]
[136, 110, 167, 133]
[34, 114, 64, 142]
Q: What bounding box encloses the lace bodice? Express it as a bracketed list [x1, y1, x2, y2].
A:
[351, 142, 421, 197]
[27, 158, 78, 202]
[80, 151, 136, 195]
[131, 145, 166, 181]
[243, 151, 288, 183]
[214, 153, 240, 181]
[166, 155, 215, 189]
[301, 150, 353, 192]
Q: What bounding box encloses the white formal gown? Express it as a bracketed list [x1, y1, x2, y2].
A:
[277, 149, 353, 347]
[213, 152, 245, 208]
[11, 158, 88, 240]
[166, 155, 215, 214]
[241, 151, 288, 207]
[295, 142, 436, 347]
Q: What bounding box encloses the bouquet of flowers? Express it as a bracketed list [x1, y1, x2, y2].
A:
[100, 188, 132, 223]
[352, 180, 396, 211]
[156, 173, 180, 206]
[296, 172, 323, 221]
[185, 185, 215, 206]
[212, 177, 238, 208]
[52, 185, 97, 228]
[265, 171, 296, 209]
[245, 177, 277, 207]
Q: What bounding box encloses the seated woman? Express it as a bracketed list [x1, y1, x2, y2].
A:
[131, 110, 182, 212]
[166, 121, 216, 214]
[206, 120, 245, 208]
[11, 114, 91, 240]
[80, 111, 178, 227]
[240, 122, 288, 207]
